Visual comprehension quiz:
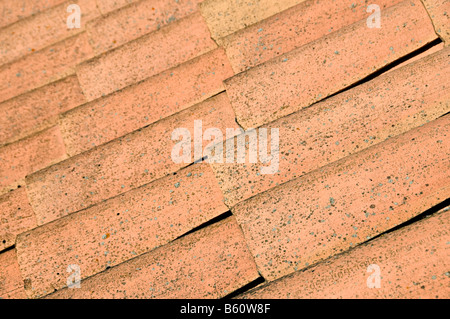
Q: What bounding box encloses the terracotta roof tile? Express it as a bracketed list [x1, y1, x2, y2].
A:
[95, 0, 139, 15]
[26, 93, 239, 225]
[0, 0, 66, 29]
[231, 115, 449, 281]
[86, 0, 203, 55]
[0, 32, 94, 104]
[0, 0, 100, 66]
[225, 0, 438, 129]
[421, 0, 450, 44]
[60, 48, 233, 156]
[46, 216, 259, 298]
[0, 249, 27, 299]
[0, 126, 67, 194]
[221, 0, 404, 73]
[0, 188, 36, 251]
[240, 206, 450, 298]
[212, 46, 450, 207]
[199, 0, 305, 41]
[76, 11, 217, 101]
[16, 163, 227, 298]
[0, 75, 86, 147]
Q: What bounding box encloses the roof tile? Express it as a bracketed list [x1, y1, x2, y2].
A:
[16, 163, 227, 298]
[421, 0, 450, 44]
[60, 48, 233, 156]
[199, 0, 305, 41]
[77, 11, 217, 101]
[0, 249, 27, 299]
[0, 32, 94, 104]
[212, 47, 450, 207]
[46, 216, 259, 298]
[240, 207, 450, 298]
[0, 126, 67, 194]
[0, 188, 37, 251]
[0, 75, 86, 147]
[87, 0, 203, 55]
[232, 115, 450, 281]
[0, 0, 100, 66]
[225, 0, 438, 129]
[26, 93, 239, 225]
[221, 0, 404, 73]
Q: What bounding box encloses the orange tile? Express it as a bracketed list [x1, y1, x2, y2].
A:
[0, 0, 100, 66]
[225, 0, 438, 129]
[421, 0, 450, 44]
[87, 0, 203, 55]
[0, 32, 94, 104]
[26, 93, 239, 225]
[95, 0, 139, 15]
[212, 47, 450, 207]
[388, 42, 445, 72]
[61, 48, 233, 156]
[77, 12, 217, 101]
[45, 217, 259, 299]
[0, 0, 66, 29]
[0, 126, 67, 194]
[199, 0, 305, 41]
[0, 249, 27, 299]
[232, 115, 450, 281]
[16, 163, 228, 298]
[222, 0, 404, 73]
[0, 188, 36, 251]
[0, 75, 86, 147]
[241, 207, 450, 298]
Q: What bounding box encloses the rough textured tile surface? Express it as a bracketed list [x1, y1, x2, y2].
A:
[225, 0, 438, 129]
[46, 217, 259, 299]
[77, 12, 217, 101]
[222, 0, 404, 73]
[0, 75, 86, 146]
[240, 207, 450, 298]
[0, 188, 36, 251]
[212, 47, 450, 207]
[0, 249, 27, 299]
[95, 0, 139, 14]
[61, 48, 233, 156]
[0, 32, 94, 104]
[16, 163, 228, 298]
[87, 0, 203, 54]
[0, 126, 67, 195]
[0, 0, 100, 66]
[0, 0, 66, 29]
[199, 0, 305, 41]
[232, 115, 450, 281]
[421, 0, 450, 44]
[26, 93, 239, 225]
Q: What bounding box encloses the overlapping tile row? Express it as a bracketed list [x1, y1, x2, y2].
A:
[0, 188, 36, 252]
[239, 206, 450, 298]
[0, 75, 86, 147]
[0, 249, 27, 299]
[0, 31, 94, 104]
[77, 11, 217, 101]
[212, 47, 450, 207]
[0, 0, 66, 29]
[199, 0, 305, 41]
[421, 0, 450, 45]
[0, 126, 67, 194]
[86, 0, 204, 55]
[26, 93, 239, 225]
[16, 163, 228, 298]
[225, 0, 439, 129]
[45, 217, 259, 299]
[221, 0, 404, 73]
[60, 48, 233, 156]
[231, 115, 450, 281]
[0, 0, 100, 66]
